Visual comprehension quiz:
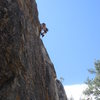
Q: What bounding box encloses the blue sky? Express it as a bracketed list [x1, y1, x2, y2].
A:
[36, 0, 100, 85]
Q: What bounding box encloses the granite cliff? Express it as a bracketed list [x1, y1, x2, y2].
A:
[0, 0, 67, 100]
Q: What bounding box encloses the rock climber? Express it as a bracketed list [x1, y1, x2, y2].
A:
[40, 23, 48, 37]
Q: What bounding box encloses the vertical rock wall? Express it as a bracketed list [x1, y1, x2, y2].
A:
[0, 0, 67, 100]
[56, 79, 68, 100]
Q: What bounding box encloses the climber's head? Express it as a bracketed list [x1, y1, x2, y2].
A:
[42, 23, 46, 26]
[41, 23, 46, 28]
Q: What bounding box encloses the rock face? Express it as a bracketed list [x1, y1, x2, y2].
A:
[0, 0, 67, 100]
[56, 79, 68, 100]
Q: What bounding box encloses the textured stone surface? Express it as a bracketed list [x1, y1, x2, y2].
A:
[56, 79, 68, 100]
[0, 0, 67, 100]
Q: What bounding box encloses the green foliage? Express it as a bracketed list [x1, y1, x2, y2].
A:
[84, 60, 100, 99]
